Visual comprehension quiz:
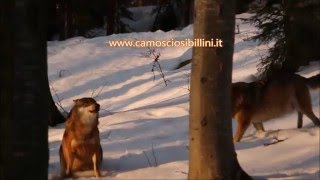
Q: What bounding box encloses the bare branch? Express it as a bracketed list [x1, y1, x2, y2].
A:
[91, 85, 105, 98]
[100, 130, 112, 141]
[147, 47, 169, 86]
[129, 37, 169, 86]
[91, 81, 108, 98]
[50, 85, 68, 114]
[185, 73, 190, 92]
[143, 151, 152, 167]
[151, 143, 158, 167]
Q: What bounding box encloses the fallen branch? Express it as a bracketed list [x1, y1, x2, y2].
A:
[175, 171, 188, 175]
[58, 69, 71, 78]
[264, 137, 288, 146]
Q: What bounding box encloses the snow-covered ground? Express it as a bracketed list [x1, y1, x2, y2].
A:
[48, 14, 320, 179]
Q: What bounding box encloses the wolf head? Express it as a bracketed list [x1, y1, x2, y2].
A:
[72, 97, 100, 125]
[232, 81, 264, 117]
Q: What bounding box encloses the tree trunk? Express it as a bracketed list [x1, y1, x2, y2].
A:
[57, 0, 66, 40]
[185, 0, 194, 26]
[58, 0, 73, 40]
[188, 0, 251, 179]
[0, 0, 48, 179]
[106, 0, 117, 35]
[282, 1, 298, 73]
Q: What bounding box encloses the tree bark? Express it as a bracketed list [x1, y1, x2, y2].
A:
[188, 0, 251, 179]
[0, 0, 48, 179]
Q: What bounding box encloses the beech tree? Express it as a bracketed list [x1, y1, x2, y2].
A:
[188, 0, 251, 179]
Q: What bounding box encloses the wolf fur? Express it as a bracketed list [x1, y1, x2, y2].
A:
[59, 97, 102, 178]
[232, 73, 320, 142]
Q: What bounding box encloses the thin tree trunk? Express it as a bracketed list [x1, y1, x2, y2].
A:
[188, 0, 251, 179]
[58, 0, 66, 40]
[152, 5, 162, 32]
[184, 0, 193, 26]
[0, 0, 48, 179]
[282, 1, 296, 73]
[106, 0, 116, 35]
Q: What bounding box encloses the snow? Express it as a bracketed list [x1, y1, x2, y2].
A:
[48, 13, 320, 179]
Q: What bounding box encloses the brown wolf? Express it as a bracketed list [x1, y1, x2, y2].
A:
[232, 73, 320, 142]
[59, 97, 102, 178]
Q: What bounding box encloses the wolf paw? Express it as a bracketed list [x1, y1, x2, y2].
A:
[255, 131, 267, 138]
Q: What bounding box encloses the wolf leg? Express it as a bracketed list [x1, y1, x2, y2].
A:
[92, 153, 101, 177]
[295, 86, 320, 126]
[302, 110, 320, 126]
[59, 145, 67, 178]
[234, 119, 250, 142]
[252, 122, 266, 138]
[297, 111, 303, 128]
[64, 149, 75, 177]
[252, 122, 265, 132]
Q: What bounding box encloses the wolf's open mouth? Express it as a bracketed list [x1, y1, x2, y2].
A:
[89, 106, 100, 113]
[89, 104, 100, 113]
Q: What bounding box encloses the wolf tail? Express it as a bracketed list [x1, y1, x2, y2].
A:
[306, 74, 320, 89]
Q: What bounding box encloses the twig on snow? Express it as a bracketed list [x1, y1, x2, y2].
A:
[143, 151, 153, 167]
[151, 143, 158, 167]
[175, 171, 188, 175]
[147, 47, 169, 86]
[58, 69, 71, 78]
[91, 81, 108, 98]
[264, 136, 288, 146]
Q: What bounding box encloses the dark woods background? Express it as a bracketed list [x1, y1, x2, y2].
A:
[47, 0, 195, 40]
[1, 0, 319, 129]
[47, 0, 256, 40]
[48, 0, 320, 77]
[247, 0, 320, 77]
